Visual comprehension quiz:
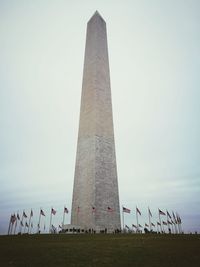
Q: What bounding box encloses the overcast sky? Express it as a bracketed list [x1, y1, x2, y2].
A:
[0, 0, 200, 234]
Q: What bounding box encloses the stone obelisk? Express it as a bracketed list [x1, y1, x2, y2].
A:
[71, 11, 121, 232]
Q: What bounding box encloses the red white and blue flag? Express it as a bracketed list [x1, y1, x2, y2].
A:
[136, 207, 141, 216]
[64, 207, 69, 213]
[51, 208, 56, 215]
[40, 209, 45, 216]
[123, 207, 131, 213]
[159, 209, 166, 216]
[148, 208, 152, 217]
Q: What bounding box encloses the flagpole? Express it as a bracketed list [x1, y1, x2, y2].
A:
[14, 217, 17, 235]
[122, 206, 124, 231]
[166, 210, 169, 234]
[136, 207, 139, 233]
[19, 211, 23, 233]
[177, 214, 180, 234]
[171, 220, 174, 234]
[175, 221, 178, 234]
[49, 207, 52, 233]
[28, 210, 32, 234]
[172, 211, 177, 234]
[148, 207, 151, 232]
[7, 215, 12, 235]
[10, 216, 14, 235]
[174, 221, 177, 234]
[38, 208, 41, 233]
[159, 211, 162, 233]
[62, 207, 65, 226]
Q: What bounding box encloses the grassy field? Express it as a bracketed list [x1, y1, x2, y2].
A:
[0, 234, 200, 267]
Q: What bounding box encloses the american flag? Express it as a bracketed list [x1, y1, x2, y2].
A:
[40, 209, 45, 216]
[123, 206, 131, 213]
[11, 214, 16, 224]
[172, 211, 177, 223]
[148, 207, 152, 217]
[64, 207, 69, 213]
[51, 208, 56, 215]
[159, 209, 166, 216]
[167, 210, 171, 219]
[136, 207, 141, 216]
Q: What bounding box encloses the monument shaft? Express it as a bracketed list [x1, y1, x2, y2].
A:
[71, 11, 121, 232]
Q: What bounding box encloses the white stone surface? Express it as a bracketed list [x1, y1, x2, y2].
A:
[71, 11, 121, 232]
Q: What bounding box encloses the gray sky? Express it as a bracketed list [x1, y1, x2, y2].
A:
[0, 0, 200, 234]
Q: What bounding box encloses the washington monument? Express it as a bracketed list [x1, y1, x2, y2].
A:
[71, 11, 121, 232]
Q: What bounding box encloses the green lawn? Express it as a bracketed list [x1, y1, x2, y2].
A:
[0, 234, 200, 267]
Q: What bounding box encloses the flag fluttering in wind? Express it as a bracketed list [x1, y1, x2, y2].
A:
[123, 207, 131, 213]
[167, 210, 171, 219]
[40, 209, 45, 216]
[62, 206, 69, 226]
[52, 225, 56, 232]
[136, 207, 141, 216]
[148, 208, 152, 217]
[11, 214, 16, 224]
[64, 207, 69, 213]
[176, 214, 182, 224]
[159, 209, 166, 216]
[51, 208, 56, 215]
[172, 212, 177, 223]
